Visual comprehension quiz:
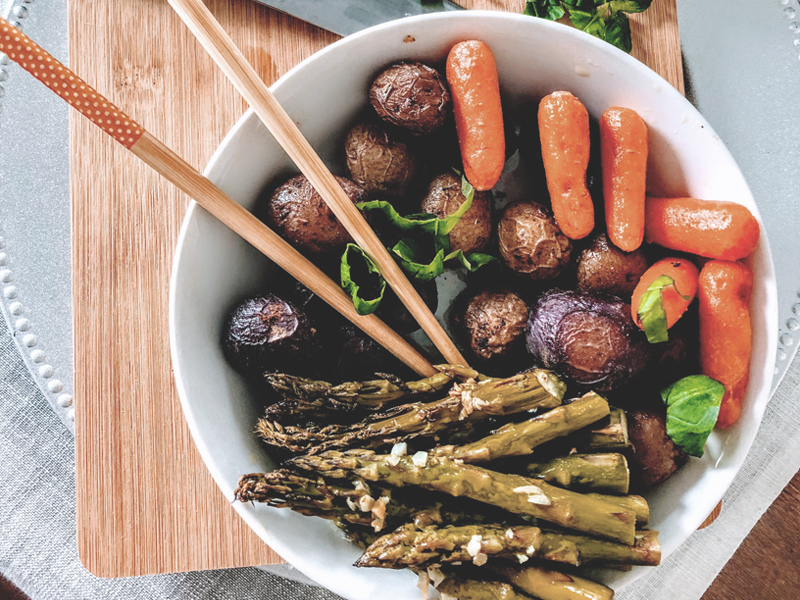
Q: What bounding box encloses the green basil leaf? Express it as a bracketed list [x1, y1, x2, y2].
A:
[357, 193, 473, 238]
[602, 9, 632, 52]
[391, 239, 447, 281]
[609, 0, 652, 13]
[661, 375, 725, 458]
[524, 0, 566, 20]
[637, 275, 673, 344]
[340, 243, 386, 316]
[446, 250, 499, 273]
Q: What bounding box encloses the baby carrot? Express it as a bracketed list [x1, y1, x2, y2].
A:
[538, 91, 594, 240]
[632, 258, 699, 338]
[600, 107, 648, 252]
[699, 260, 753, 429]
[446, 40, 505, 191]
[645, 197, 760, 261]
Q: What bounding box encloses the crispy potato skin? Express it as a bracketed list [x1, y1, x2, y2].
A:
[576, 233, 649, 297]
[497, 201, 572, 280]
[526, 289, 649, 392]
[627, 409, 688, 488]
[369, 62, 450, 135]
[265, 174, 367, 255]
[345, 122, 418, 198]
[420, 172, 493, 255]
[454, 289, 530, 364]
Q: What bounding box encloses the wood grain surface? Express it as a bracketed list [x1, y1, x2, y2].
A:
[72, 0, 682, 578]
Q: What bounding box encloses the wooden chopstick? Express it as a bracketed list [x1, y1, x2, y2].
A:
[167, 0, 469, 368]
[0, 17, 437, 378]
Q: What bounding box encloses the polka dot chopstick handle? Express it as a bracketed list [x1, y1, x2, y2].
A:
[0, 17, 144, 148]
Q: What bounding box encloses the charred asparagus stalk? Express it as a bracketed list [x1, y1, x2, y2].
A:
[258, 370, 566, 454]
[525, 454, 629, 495]
[264, 365, 477, 417]
[576, 407, 629, 451]
[436, 577, 536, 600]
[356, 522, 661, 569]
[235, 470, 509, 532]
[435, 392, 610, 463]
[587, 493, 649, 526]
[491, 565, 615, 600]
[290, 450, 638, 544]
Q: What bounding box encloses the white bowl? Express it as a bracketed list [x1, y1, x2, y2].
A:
[169, 11, 777, 599]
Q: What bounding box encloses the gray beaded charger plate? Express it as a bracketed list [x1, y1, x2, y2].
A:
[1, 0, 799, 437]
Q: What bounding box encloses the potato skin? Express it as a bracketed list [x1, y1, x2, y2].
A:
[526, 289, 649, 391]
[497, 201, 572, 280]
[265, 174, 367, 255]
[345, 122, 418, 198]
[576, 233, 649, 297]
[223, 294, 322, 378]
[420, 172, 493, 255]
[454, 289, 530, 365]
[370, 62, 450, 135]
[627, 409, 688, 488]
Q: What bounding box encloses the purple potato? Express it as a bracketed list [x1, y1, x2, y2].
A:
[526, 289, 649, 391]
[628, 409, 688, 488]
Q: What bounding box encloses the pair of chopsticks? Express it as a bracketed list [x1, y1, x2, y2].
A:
[0, 2, 469, 377]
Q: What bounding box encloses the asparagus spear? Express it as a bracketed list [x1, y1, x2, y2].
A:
[235, 470, 509, 532]
[257, 370, 566, 454]
[576, 407, 629, 451]
[435, 392, 610, 463]
[356, 522, 661, 568]
[437, 578, 535, 600]
[289, 450, 637, 544]
[587, 493, 649, 526]
[491, 564, 615, 600]
[526, 454, 629, 495]
[264, 365, 477, 417]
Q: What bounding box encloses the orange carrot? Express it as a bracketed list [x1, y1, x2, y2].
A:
[600, 107, 648, 252]
[699, 260, 753, 429]
[538, 91, 594, 240]
[645, 197, 760, 260]
[631, 258, 699, 333]
[446, 40, 505, 191]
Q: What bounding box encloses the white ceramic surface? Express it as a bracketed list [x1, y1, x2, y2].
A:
[169, 12, 777, 599]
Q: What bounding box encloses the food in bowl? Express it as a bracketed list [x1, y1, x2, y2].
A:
[217, 35, 763, 599]
[169, 13, 776, 600]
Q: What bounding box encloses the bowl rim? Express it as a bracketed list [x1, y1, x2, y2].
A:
[169, 9, 778, 594]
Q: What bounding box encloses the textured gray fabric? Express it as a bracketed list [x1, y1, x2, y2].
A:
[0, 325, 341, 600]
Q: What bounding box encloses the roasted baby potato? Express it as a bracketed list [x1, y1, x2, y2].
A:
[576, 233, 649, 297]
[223, 294, 322, 378]
[497, 200, 572, 280]
[369, 62, 451, 135]
[526, 289, 649, 391]
[627, 409, 688, 488]
[420, 171, 493, 255]
[345, 122, 419, 198]
[265, 174, 367, 255]
[453, 288, 530, 367]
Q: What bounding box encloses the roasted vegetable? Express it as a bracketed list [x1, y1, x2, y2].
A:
[222, 294, 322, 378]
[525, 453, 630, 495]
[526, 289, 650, 392]
[497, 201, 572, 280]
[627, 408, 688, 488]
[577, 233, 648, 297]
[453, 288, 529, 368]
[264, 174, 366, 255]
[345, 121, 418, 198]
[420, 171, 493, 255]
[291, 450, 639, 544]
[369, 62, 450, 135]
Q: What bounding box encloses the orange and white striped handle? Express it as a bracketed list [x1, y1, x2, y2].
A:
[0, 17, 144, 148]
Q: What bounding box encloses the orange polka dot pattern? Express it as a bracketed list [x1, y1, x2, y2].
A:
[0, 17, 144, 149]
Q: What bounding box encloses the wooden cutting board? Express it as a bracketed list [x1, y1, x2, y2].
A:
[72, 0, 682, 577]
